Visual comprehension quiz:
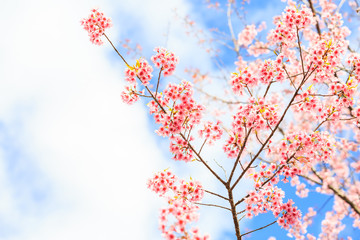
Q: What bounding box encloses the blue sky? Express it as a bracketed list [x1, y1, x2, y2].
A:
[0, 0, 359, 239]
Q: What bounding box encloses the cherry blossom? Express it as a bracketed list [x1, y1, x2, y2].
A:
[81, 8, 112, 45]
[82, 1, 360, 239]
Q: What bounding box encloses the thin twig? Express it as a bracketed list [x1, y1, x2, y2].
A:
[195, 202, 231, 211]
[240, 220, 277, 237]
[155, 68, 163, 98]
[227, 1, 239, 56]
[204, 189, 229, 201]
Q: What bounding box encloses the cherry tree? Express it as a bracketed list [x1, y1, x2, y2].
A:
[81, 1, 360, 239]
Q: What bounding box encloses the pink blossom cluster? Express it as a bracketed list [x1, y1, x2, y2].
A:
[120, 85, 141, 105]
[278, 131, 333, 166]
[258, 56, 286, 84]
[251, 162, 279, 189]
[149, 81, 204, 137]
[319, 211, 346, 239]
[198, 121, 223, 145]
[282, 5, 313, 30]
[147, 170, 177, 196]
[294, 87, 321, 114]
[267, 5, 313, 47]
[306, 38, 345, 82]
[245, 186, 301, 229]
[147, 81, 203, 162]
[230, 70, 257, 96]
[147, 170, 204, 202]
[178, 179, 204, 202]
[247, 41, 270, 57]
[329, 81, 356, 108]
[230, 55, 285, 95]
[169, 135, 195, 162]
[238, 24, 257, 47]
[286, 206, 317, 240]
[223, 132, 244, 159]
[290, 176, 309, 198]
[223, 98, 279, 158]
[81, 8, 112, 45]
[232, 97, 279, 131]
[147, 170, 208, 240]
[151, 47, 179, 76]
[318, 0, 351, 41]
[351, 159, 360, 172]
[124, 58, 153, 86]
[159, 199, 209, 240]
[347, 53, 360, 82]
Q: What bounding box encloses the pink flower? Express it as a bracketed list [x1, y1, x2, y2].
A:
[151, 47, 179, 76]
[81, 8, 112, 45]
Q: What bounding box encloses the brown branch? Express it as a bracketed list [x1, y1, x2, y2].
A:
[263, 81, 274, 98]
[296, 27, 305, 76]
[155, 68, 163, 98]
[307, 0, 322, 36]
[231, 71, 308, 191]
[104, 34, 167, 114]
[228, 128, 253, 185]
[311, 169, 360, 216]
[180, 133, 226, 186]
[236, 154, 295, 206]
[240, 220, 277, 237]
[195, 202, 231, 211]
[104, 34, 226, 186]
[103, 33, 130, 66]
[227, 187, 242, 239]
[204, 189, 229, 201]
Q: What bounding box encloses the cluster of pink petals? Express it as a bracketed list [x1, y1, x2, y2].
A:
[198, 121, 223, 145]
[222, 132, 244, 159]
[160, 199, 209, 240]
[258, 55, 286, 84]
[347, 53, 360, 82]
[291, 176, 309, 198]
[267, 5, 313, 47]
[294, 87, 322, 114]
[230, 70, 257, 96]
[120, 85, 141, 105]
[178, 179, 204, 202]
[281, 5, 313, 29]
[247, 41, 270, 57]
[150, 81, 204, 162]
[238, 24, 257, 47]
[329, 81, 356, 108]
[147, 170, 208, 240]
[224, 97, 280, 158]
[169, 135, 195, 162]
[147, 170, 177, 196]
[351, 160, 360, 173]
[278, 131, 333, 167]
[245, 187, 301, 229]
[306, 38, 346, 83]
[230, 55, 285, 95]
[149, 81, 204, 138]
[319, 0, 351, 41]
[151, 47, 179, 76]
[81, 8, 112, 45]
[251, 162, 279, 189]
[232, 97, 279, 131]
[124, 58, 153, 86]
